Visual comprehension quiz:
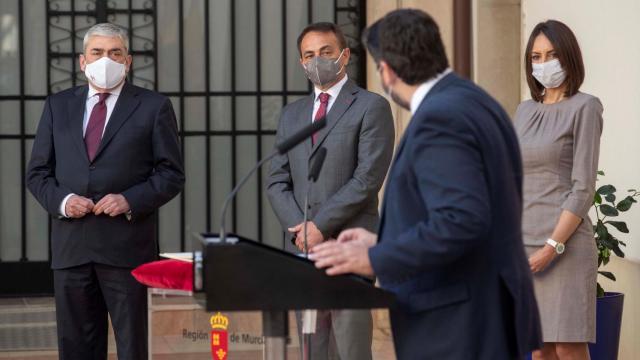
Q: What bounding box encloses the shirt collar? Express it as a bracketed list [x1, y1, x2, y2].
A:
[410, 68, 452, 115]
[87, 80, 126, 99]
[314, 74, 349, 102]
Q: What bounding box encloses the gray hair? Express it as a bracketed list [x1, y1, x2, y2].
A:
[83, 23, 129, 53]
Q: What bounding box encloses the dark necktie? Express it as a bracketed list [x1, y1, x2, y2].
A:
[85, 92, 110, 162]
[313, 92, 330, 145]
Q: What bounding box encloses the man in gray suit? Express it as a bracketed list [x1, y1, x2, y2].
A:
[266, 22, 394, 359]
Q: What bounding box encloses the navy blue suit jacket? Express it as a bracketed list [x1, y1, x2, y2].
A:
[27, 82, 184, 269]
[369, 73, 542, 359]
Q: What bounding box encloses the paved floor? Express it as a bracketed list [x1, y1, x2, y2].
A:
[0, 296, 396, 359]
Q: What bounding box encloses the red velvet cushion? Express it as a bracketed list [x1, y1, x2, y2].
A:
[131, 259, 193, 291]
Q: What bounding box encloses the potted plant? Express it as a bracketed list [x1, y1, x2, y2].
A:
[588, 170, 639, 359]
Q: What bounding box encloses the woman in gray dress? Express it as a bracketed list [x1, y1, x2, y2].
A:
[514, 20, 603, 360]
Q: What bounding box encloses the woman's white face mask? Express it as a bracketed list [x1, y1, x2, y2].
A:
[531, 58, 566, 89]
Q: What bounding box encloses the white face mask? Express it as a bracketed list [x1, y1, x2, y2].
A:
[532, 58, 566, 89]
[377, 66, 409, 110]
[84, 56, 126, 89]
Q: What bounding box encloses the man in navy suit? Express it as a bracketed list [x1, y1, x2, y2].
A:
[27, 23, 184, 359]
[311, 9, 542, 359]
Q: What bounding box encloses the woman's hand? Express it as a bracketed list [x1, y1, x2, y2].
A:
[529, 245, 558, 273]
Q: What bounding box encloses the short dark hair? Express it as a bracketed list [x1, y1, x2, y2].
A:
[297, 22, 348, 57]
[524, 20, 585, 102]
[363, 9, 449, 85]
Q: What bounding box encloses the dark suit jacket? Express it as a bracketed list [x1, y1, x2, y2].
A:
[369, 73, 542, 359]
[27, 82, 184, 270]
[266, 79, 395, 251]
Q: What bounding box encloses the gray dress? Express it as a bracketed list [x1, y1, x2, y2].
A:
[514, 92, 603, 343]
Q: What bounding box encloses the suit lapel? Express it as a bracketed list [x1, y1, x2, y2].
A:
[310, 80, 357, 156]
[68, 85, 89, 164]
[93, 82, 141, 161]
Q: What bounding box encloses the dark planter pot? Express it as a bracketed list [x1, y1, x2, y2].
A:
[589, 292, 625, 360]
[526, 292, 624, 360]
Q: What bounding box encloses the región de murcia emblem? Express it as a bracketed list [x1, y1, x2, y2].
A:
[210, 312, 229, 360]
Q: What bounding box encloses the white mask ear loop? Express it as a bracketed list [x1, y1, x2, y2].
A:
[334, 49, 346, 75]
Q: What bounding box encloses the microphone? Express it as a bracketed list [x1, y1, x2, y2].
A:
[302, 147, 328, 256]
[219, 117, 327, 243]
[276, 117, 326, 154]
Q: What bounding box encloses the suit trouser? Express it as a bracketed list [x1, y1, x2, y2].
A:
[296, 309, 373, 360]
[53, 263, 147, 360]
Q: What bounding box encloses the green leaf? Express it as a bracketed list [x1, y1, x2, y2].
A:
[596, 220, 609, 239]
[597, 282, 605, 297]
[597, 185, 616, 195]
[605, 221, 629, 233]
[612, 243, 625, 258]
[597, 170, 605, 176]
[629, 189, 637, 192]
[594, 193, 602, 205]
[602, 235, 617, 249]
[605, 194, 616, 203]
[600, 204, 619, 216]
[619, 240, 627, 246]
[598, 271, 617, 281]
[617, 197, 634, 212]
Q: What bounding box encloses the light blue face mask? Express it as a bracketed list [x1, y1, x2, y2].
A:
[303, 49, 346, 88]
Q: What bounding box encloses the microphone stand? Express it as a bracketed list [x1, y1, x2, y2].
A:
[302, 186, 312, 257]
[300, 147, 327, 360]
[218, 117, 326, 243]
[219, 151, 277, 243]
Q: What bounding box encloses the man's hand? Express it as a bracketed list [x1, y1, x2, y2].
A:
[309, 228, 377, 277]
[289, 221, 324, 252]
[336, 227, 378, 247]
[93, 194, 130, 217]
[65, 195, 95, 218]
[529, 245, 557, 273]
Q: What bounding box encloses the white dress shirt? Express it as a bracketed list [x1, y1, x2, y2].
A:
[410, 68, 452, 115]
[59, 81, 125, 217]
[311, 74, 349, 122]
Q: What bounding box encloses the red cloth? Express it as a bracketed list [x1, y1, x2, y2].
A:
[131, 259, 193, 291]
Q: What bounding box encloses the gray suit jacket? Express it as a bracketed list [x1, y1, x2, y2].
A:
[266, 79, 394, 251]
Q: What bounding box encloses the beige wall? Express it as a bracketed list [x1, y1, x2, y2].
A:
[367, 0, 454, 142]
[473, 0, 521, 116]
[521, 1, 640, 358]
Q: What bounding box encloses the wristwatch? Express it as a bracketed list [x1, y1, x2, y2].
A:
[546, 238, 565, 254]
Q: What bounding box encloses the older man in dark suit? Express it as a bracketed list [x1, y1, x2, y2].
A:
[311, 10, 542, 359]
[27, 23, 184, 360]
